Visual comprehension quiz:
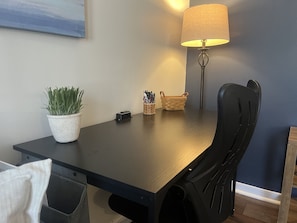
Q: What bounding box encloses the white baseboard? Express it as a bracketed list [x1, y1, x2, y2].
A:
[236, 182, 281, 205]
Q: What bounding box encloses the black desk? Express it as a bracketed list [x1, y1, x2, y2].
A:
[13, 108, 216, 223]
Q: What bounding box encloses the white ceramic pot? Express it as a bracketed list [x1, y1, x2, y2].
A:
[47, 113, 81, 143]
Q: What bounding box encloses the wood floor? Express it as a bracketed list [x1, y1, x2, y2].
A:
[88, 185, 297, 223]
[225, 194, 297, 223]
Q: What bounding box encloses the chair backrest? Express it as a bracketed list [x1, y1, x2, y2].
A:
[181, 80, 261, 223]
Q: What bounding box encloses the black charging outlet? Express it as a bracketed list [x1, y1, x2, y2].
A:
[116, 111, 131, 122]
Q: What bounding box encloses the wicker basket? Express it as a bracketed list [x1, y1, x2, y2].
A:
[143, 103, 156, 115]
[160, 91, 189, 111]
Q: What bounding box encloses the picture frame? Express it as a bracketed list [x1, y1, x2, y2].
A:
[0, 0, 85, 38]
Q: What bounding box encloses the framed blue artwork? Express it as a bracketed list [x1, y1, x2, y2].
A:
[0, 0, 85, 38]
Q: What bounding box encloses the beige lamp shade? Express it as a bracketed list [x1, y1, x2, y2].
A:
[181, 4, 230, 47]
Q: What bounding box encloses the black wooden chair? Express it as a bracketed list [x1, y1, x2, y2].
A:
[108, 80, 261, 223]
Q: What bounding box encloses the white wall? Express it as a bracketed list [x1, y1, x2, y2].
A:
[0, 0, 189, 163]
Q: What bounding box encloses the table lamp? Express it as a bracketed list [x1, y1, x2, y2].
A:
[181, 4, 230, 109]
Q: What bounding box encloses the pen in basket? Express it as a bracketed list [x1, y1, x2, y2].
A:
[143, 90, 155, 104]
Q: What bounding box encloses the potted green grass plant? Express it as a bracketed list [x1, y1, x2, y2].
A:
[45, 87, 84, 143]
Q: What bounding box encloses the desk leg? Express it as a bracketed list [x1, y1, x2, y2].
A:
[148, 201, 160, 223]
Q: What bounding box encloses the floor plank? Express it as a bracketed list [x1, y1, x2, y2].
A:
[225, 194, 297, 223]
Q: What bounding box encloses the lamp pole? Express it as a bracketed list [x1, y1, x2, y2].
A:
[198, 40, 209, 110]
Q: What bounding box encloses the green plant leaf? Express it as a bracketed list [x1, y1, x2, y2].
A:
[45, 87, 84, 115]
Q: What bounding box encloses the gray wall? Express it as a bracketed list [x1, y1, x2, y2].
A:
[186, 0, 297, 192]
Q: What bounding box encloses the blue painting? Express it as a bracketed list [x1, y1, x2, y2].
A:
[0, 0, 85, 38]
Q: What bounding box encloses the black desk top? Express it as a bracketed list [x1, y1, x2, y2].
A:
[14, 108, 216, 193]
